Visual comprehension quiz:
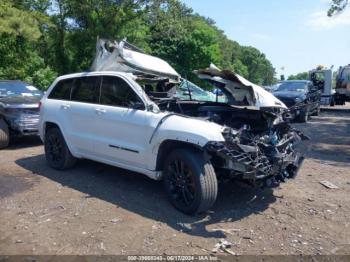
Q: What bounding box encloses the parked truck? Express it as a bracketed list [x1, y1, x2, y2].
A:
[309, 65, 350, 106]
[335, 64, 350, 105]
[309, 67, 334, 106]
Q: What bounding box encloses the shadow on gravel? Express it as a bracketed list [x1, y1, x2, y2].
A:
[16, 155, 275, 239]
[293, 114, 350, 164]
[0, 174, 38, 199]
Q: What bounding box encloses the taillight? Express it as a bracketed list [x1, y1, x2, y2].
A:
[38, 101, 42, 110]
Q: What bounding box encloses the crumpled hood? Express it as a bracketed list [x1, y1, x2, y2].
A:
[194, 64, 287, 109]
[91, 38, 180, 82]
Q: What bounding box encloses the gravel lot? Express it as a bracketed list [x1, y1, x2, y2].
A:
[0, 109, 349, 255]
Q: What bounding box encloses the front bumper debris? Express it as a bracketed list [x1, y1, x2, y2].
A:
[205, 126, 307, 188]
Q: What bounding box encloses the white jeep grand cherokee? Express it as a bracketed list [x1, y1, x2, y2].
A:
[39, 39, 307, 214]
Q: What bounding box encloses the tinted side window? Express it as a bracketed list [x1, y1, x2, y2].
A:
[100, 76, 145, 109]
[48, 79, 74, 100]
[71, 76, 100, 103]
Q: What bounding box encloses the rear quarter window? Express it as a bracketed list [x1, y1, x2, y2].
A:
[48, 79, 74, 100]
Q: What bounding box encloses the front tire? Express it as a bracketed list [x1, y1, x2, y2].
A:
[0, 119, 10, 149]
[163, 149, 218, 214]
[44, 127, 76, 170]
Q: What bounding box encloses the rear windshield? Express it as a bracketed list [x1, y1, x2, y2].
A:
[176, 80, 227, 103]
[0, 82, 43, 98]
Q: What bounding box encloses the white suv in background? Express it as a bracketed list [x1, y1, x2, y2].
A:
[39, 68, 305, 214]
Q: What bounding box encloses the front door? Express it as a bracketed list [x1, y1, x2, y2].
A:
[92, 75, 155, 168]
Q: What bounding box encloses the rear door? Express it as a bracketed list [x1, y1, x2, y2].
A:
[68, 76, 101, 155]
[91, 75, 154, 168]
[45, 77, 74, 145]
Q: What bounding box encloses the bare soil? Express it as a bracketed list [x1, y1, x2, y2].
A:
[0, 110, 349, 255]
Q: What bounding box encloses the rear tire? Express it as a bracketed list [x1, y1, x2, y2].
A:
[44, 127, 76, 170]
[163, 148, 218, 214]
[0, 119, 10, 149]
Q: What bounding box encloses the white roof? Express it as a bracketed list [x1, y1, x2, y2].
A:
[54, 71, 134, 81]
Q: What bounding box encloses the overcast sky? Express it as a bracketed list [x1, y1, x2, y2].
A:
[181, 0, 350, 77]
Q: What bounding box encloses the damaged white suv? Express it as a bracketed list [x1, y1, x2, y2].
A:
[39, 39, 307, 214]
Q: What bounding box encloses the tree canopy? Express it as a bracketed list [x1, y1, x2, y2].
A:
[288, 72, 309, 81]
[0, 0, 277, 90]
[328, 0, 348, 16]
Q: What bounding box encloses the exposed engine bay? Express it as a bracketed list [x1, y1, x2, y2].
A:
[138, 66, 307, 188]
[153, 98, 307, 187]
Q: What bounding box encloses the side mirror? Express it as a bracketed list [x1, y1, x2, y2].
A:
[131, 101, 145, 110]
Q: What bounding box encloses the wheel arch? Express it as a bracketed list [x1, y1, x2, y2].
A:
[0, 115, 10, 149]
[0, 114, 9, 125]
[0, 115, 11, 133]
[155, 139, 205, 171]
[43, 120, 79, 158]
[43, 121, 61, 137]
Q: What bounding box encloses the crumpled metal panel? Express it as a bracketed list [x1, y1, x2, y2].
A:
[91, 38, 181, 82]
[194, 64, 287, 109]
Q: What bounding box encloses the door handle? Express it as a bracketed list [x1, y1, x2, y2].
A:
[95, 108, 106, 114]
[61, 104, 71, 109]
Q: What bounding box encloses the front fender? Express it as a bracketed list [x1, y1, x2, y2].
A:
[151, 115, 225, 147]
[146, 115, 225, 170]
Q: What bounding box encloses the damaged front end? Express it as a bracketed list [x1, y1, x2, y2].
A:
[0, 81, 43, 137]
[2, 106, 40, 136]
[205, 113, 308, 188]
[193, 64, 308, 188]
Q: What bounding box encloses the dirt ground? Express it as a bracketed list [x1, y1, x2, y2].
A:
[0, 109, 350, 256]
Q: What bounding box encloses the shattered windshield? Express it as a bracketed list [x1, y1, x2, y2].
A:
[176, 80, 227, 103]
[0, 82, 43, 98]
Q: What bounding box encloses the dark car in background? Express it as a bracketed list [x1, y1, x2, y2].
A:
[273, 80, 321, 122]
[0, 81, 43, 149]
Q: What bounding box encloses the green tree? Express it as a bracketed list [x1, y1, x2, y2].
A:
[288, 72, 309, 80]
[0, 1, 41, 41]
[328, 0, 348, 16]
[239, 46, 275, 85]
[0, 0, 277, 88]
[0, 1, 56, 89]
[146, 0, 223, 82]
[64, 0, 151, 72]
